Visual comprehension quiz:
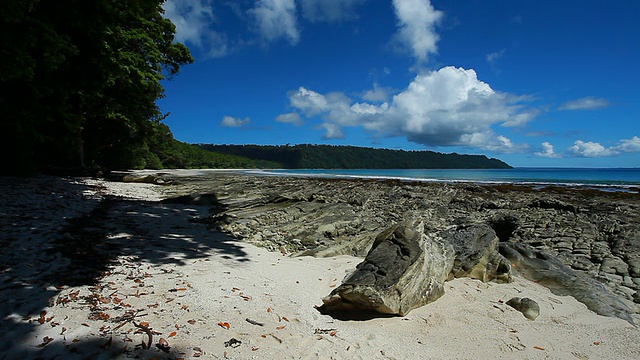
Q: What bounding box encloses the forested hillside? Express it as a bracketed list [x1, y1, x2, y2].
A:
[0, 0, 250, 174]
[199, 144, 512, 169]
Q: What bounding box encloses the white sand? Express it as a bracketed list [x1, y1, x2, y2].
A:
[1, 175, 639, 359]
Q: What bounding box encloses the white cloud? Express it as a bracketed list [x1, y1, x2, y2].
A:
[535, 142, 562, 158]
[392, 0, 443, 63]
[612, 136, 640, 153]
[282, 66, 535, 153]
[486, 49, 506, 64]
[567, 140, 616, 157]
[250, 0, 299, 45]
[275, 112, 303, 125]
[299, 0, 365, 23]
[459, 133, 529, 153]
[163, 0, 228, 57]
[321, 123, 345, 139]
[361, 83, 393, 102]
[221, 116, 251, 127]
[559, 96, 610, 111]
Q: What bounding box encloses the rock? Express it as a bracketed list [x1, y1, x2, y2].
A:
[157, 172, 640, 323]
[500, 242, 635, 325]
[601, 256, 629, 276]
[443, 224, 511, 283]
[321, 222, 512, 318]
[320, 219, 454, 317]
[506, 297, 540, 320]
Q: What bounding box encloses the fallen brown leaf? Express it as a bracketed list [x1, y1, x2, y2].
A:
[36, 336, 54, 348]
[188, 319, 196, 325]
[168, 331, 177, 338]
[276, 325, 286, 330]
[217, 321, 230, 329]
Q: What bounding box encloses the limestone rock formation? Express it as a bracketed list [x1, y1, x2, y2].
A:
[500, 242, 635, 325]
[149, 172, 640, 323]
[320, 219, 454, 317]
[320, 221, 511, 317]
[443, 224, 512, 283]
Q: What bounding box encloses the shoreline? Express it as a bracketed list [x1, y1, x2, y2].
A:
[1, 172, 639, 359]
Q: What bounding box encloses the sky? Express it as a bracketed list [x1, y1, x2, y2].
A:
[159, 0, 640, 168]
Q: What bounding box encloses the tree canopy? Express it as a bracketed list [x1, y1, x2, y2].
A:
[200, 144, 513, 169]
[0, 0, 194, 174]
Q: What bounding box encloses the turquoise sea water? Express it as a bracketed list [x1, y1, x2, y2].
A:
[248, 168, 640, 187]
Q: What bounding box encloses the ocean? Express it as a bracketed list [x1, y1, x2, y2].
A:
[247, 168, 640, 188]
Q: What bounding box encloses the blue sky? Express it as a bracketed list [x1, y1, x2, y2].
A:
[160, 0, 640, 167]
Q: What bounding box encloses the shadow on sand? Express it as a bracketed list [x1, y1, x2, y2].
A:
[0, 176, 248, 359]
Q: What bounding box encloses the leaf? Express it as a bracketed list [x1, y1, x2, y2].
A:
[276, 325, 286, 330]
[329, 330, 337, 336]
[282, 316, 289, 322]
[38, 311, 47, 324]
[217, 321, 230, 329]
[36, 336, 54, 348]
[534, 346, 545, 350]
[188, 319, 196, 325]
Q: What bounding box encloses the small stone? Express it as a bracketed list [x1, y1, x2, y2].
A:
[506, 297, 540, 320]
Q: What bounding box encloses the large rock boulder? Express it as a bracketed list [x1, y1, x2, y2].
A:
[320, 221, 512, 317]
[320, 219, 454, 317]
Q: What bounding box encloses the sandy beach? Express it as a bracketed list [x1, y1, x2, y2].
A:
[1, 172, 639, 359]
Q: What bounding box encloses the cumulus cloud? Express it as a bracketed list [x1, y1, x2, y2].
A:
[565, 137, 640, 157]
[163, 0, 228, 57]
[280, 66, 535, 153]
[250, 0, 299, 45]
[275, 112, 303, 126]
[559, 96, 610, 111]
[535, 142, 562, 158]
[299, 0, 365, 23]
[567, 140, 616, 157]
[221, 116, 251, 127]
[321, 123, 345, 139]
[361, 83, 393, 102]
[612, 136, 640, 153]
[392, 0, 443, 63]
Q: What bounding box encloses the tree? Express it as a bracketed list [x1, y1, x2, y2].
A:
[0, 0, 193, 174]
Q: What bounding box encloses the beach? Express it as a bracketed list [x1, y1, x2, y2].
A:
[1, 171, 639, 359]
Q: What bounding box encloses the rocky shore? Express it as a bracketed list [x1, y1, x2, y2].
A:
[2, 170, 639, 359]
[148, 171, 640, 322]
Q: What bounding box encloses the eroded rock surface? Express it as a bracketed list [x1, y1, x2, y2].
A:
[320, 219, 453, 317]
[320, 221, 511, 317]
[149, 172, 640, 322]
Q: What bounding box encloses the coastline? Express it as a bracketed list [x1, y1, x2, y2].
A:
[1, 171, 639, 359]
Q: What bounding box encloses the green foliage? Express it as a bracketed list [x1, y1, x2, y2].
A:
[0, 0, 193, 174]
[146, 124, 254, 169]
[200, 144, 512, 169]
